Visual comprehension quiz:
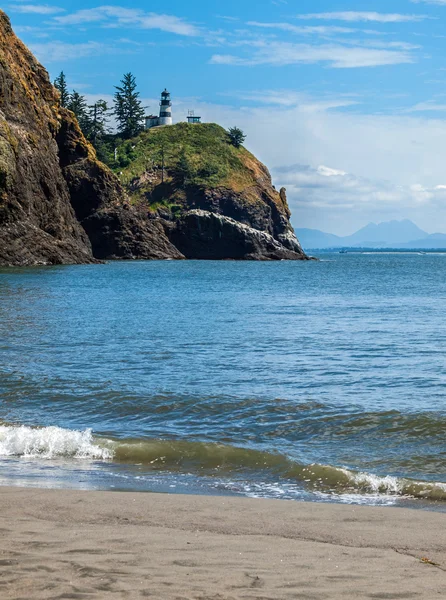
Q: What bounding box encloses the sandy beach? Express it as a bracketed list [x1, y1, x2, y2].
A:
[0, 488, 444, 599]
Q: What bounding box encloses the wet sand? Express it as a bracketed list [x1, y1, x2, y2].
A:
[0, 487, 445, 599]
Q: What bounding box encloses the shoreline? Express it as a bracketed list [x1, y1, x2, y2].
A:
[0, 487, 445, 598]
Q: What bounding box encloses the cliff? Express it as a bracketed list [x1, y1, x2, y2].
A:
[0, 10, 181, 265]
[117, 122, 306, 260]
[0, 11, 93, 265]
[0, 11, 307, 265]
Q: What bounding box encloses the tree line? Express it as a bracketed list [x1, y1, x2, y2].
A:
[54, 71, 146, 165]
[54, 71, 247, 167]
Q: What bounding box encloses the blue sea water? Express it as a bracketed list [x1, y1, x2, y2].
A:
[1, 253, 446, 508]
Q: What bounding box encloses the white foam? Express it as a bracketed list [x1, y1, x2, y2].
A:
[338, 467, 402, 494]
[0, 425, 113, 460]
[339, 466, 446, 498]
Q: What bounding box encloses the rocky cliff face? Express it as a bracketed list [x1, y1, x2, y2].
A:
[55, 111, 183, 261]
[171, 209, 303, 260]
[165, 184, 304, 260]
[0, 11, 93, 265]
[171, 164, 304, 260]
[0, 10, 180, 266]
[0, 11, 307, 265]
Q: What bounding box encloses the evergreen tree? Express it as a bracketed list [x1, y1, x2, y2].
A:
[113, 73, 145, 139]
[88, 100, 110, 146]
[228, 126, 246, 149]
[54, 71, 70, 108]
[66, 91, 112, 161]
[67, 91, 89, 132]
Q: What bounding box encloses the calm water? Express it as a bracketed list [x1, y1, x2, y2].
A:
[1, 254, 446, 508]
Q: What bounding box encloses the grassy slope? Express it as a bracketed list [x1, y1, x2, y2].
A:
[113, 123, 271, 206]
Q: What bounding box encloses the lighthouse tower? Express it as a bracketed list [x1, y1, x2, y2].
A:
[159, 89, 172, 126]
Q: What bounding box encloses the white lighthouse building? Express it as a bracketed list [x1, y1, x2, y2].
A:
[159, 89, 172, 126]
[145, 89, 173, 129]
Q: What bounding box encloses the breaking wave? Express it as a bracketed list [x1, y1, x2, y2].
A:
[1, 422, 446, 501]
[0, 424, 113, 460]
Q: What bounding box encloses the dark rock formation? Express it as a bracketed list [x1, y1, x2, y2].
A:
[0, 11, 93, 265]
[171, 209, 304, 260]
[56, 112, 183, 260]
[159, 179, 305, 260]
[0, 10, 181, 266]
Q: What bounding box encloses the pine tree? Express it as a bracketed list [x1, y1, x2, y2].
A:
[54, 71, 70, 108]
[228, 126, 246, 149]
[88, 100, 110, 146]
[67, 91, 89, 132]
[113, 73, 145, 139]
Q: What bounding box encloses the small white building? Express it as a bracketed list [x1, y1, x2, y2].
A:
[187, 110, 202, 124]
[145, 114, 159, 129]
[145, 89, 173, 130]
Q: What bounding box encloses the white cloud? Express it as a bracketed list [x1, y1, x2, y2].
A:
[210, 41, 415, 68]
[275, 164, 432, 208]
[296, 12, 429, 23]
[216, 15, 239, 22]
[29, 41, 107, 62]
[359, 40, 420, 50]
[317, 165, 347, 177]
[273, 163, 446, 234]
[230, 90, 359, 110]
[247, 21, 356, 35]
[52, 6, 199, 36]
[407, 101, 446, 111]
[8, 4, 64, 15]
[13, 25, 50, 37]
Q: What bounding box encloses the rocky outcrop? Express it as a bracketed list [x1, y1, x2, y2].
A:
[0, 11, 307, 265]
[171, 210, 304, 260]
[123, 123, 308, 261]
[82, 208, 184, 260]
[159, 181, 305, 260]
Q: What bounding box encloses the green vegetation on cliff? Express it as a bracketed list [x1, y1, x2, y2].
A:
[51, 71, 257, 204]
[113, 122, 268, 204]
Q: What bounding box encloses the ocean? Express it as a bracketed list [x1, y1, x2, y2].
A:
[1, 253, 446, 509]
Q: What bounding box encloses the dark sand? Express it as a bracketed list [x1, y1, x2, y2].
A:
[0, 487, 445, 599]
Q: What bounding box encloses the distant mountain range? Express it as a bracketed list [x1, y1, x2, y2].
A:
[296, 220, 446, 250]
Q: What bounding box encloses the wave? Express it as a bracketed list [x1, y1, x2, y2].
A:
[4, 374, 446, 445]
[0, 424, 112, 460]
[1, 423, 446, 501]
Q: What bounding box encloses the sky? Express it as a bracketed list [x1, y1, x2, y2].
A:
[7, 0, 446, 235]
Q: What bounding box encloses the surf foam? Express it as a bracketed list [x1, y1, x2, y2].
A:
[0, 424, 113, 460]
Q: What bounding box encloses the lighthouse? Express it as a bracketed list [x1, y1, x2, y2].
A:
[145, 89, 174, 129]
[159, 89, 172, 126]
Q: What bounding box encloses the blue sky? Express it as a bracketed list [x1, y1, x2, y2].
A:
[7, 0, 446, 234]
